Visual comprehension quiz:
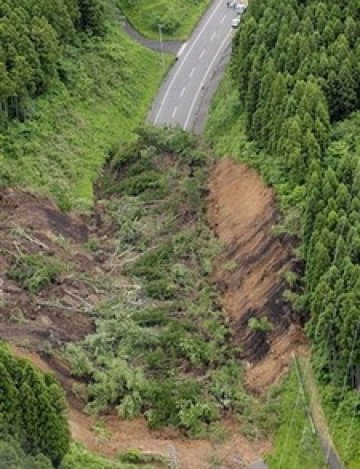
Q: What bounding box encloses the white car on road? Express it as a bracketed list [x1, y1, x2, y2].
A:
[236, 3, 247, 14]
[232, 17, 240, 28]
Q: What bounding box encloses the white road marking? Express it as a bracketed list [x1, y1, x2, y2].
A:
[200, 49, 206, 59]
[220, 14, 226, 24]
[184, 29, 233, 130]
[172, 106, 178, 119]
[176, 41, 188, 59]
[210, 31, 216, 41]
[189, 67, 196, 78]
[180, 86, 186, 97]
[154, 0, 224, 124]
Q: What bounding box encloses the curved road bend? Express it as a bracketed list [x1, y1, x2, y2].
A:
[122, 20, 185, 54]
[148, 0, 239, 132]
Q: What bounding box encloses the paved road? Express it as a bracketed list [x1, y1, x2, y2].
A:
[122, 20, 184, 54]
[148, 0, 240, 132]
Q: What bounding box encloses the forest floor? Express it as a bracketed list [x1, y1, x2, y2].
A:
[0, 157, 304, 468]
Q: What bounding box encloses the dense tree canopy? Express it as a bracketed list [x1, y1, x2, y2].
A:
[0, 343, 70, 467]
[232, 0, 360, 183]
[231, 0, 360, 392]
[0, 0, 104, 125]
[304, 115, 360, 389]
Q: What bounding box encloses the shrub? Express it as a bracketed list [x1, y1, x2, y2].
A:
[179, 402, 220, 438]
[118, 171, 166, 198]
[247, 317, 273, 333]
[146, 278, 177, 300]
[8, 254, 64, 292]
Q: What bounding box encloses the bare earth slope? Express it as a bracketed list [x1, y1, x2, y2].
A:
[0, 158, 305, 466]
[0, 185, 269, 469]
[209, 159, 306, 393]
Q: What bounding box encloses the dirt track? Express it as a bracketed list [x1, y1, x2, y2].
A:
[209, 159, 306, 392]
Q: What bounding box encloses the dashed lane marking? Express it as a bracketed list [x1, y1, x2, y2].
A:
[153, 0, 224, 124]
[184, 29, 233, 130]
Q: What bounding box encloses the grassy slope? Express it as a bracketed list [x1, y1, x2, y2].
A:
[0, 17, 171, 211]
[266, 368, 326, 469]
[321, 386, 360, 469]
[62, 444, 158, 469]
[117, 0, 211, 40]
[205, 69, 293, 208]
[299, 357, 360, 469]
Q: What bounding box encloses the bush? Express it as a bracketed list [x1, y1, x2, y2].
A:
[118, 171, 166, 198]
[247, 317, 273, 333]
[146, 278, 177, 300]
[179, 402, 219, 438]
[8, 254, 64, 292]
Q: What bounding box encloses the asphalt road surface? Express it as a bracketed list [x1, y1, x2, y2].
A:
[148, 0, 240, 132]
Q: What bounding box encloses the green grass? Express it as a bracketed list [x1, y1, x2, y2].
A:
[205, 69, 247, 157]
[66, 127, 257, 437]
[0, 19, 172, 211]
[61, 444, 159, 469]
[266, 368, 326, 469]
[205, 70, 306, 214]
[8, 253, 65, 293]
[320, 385, 360, 469]
[117, 0, 211, 40]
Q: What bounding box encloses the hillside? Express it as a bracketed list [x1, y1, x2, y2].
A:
[207, 0, 360, 466]
[1, 0, 360, 467]
[0, 0, 171, 210]
[116, 0, 210, 39]
[209, 159, 306, 392]
[0, 127, 282, 468]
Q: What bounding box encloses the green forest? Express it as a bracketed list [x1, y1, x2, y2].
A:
[231, 0, 360, 387]
[0, 0, 103, 125]
[1, 0, 360, 466]
[0, 343, 69, 468]
[207, 0, 360, 465]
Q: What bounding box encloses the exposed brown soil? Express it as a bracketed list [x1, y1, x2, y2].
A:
[0, 158, 305, 466]
[0, 185, 270, 469]
[209, 159, 307, 393]
[0, 188, 97, 348]
[12, 344, 270, 468]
